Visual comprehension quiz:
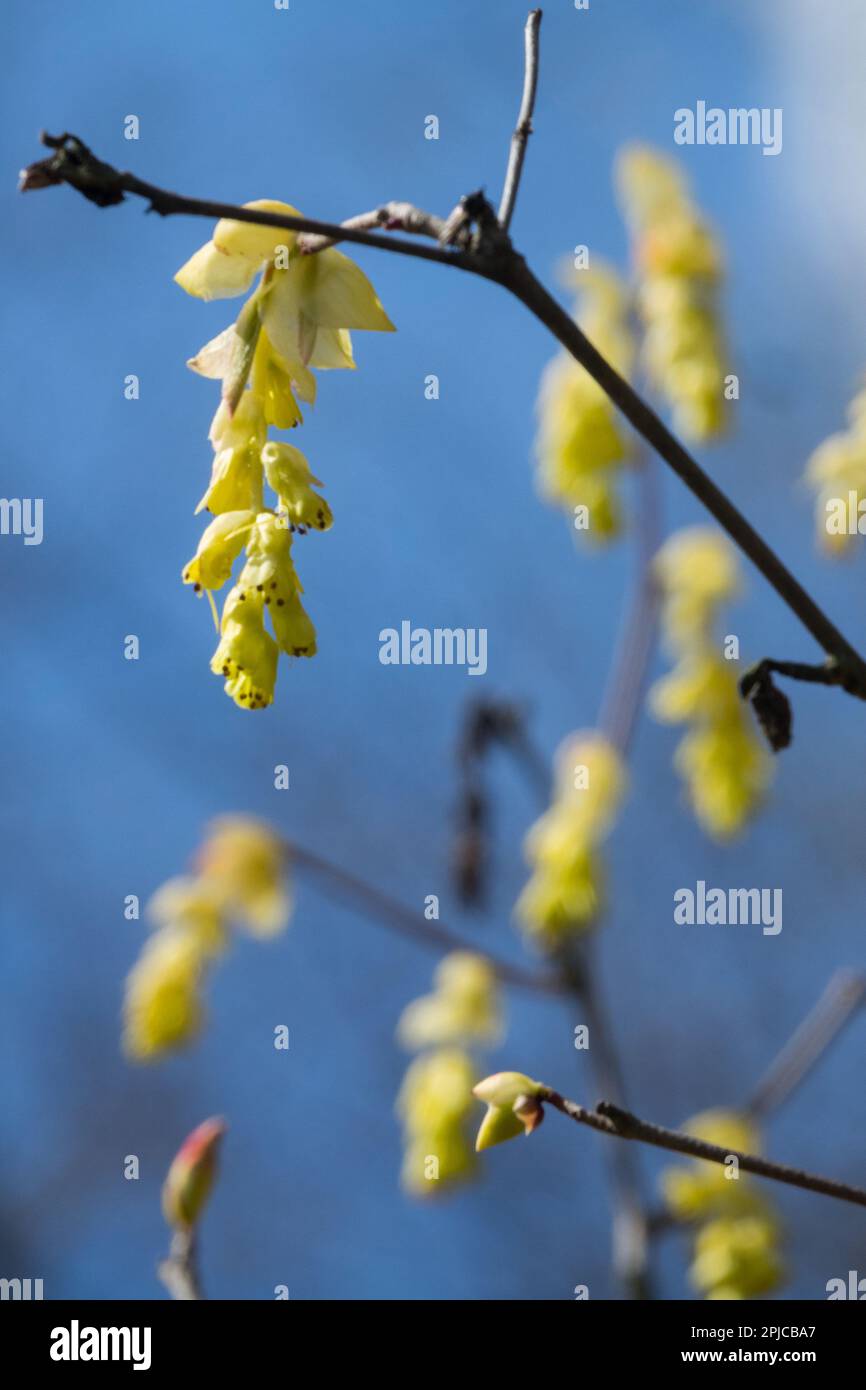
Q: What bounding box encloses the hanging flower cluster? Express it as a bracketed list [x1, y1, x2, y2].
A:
[175, 203, 394, 710]
[649, 528, 771, 840]
[534, 263, 635, 540]
[516, 732, 626, 947]
[805, 379, 866, 555]
[395, 952, 501, 1196]
[124, 816, 290, 1060]
[661, 1109, 783, 1300]
[617, 144, 727, 443]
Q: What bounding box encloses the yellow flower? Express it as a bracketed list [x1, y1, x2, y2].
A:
[661, 1109, 759, 1221]
[123, 928, 206, 1061]
[396, 1049, 476, 1196]
[175, 200, 305, 300]
[210, 585, 279, 711]
[146, 876, 227, 956]
[269, 588, 317, 658]
[654, 526, 739, 645]
[175, 204, 394, 371]
[197, 815, 291, 937]
[182, 510, 256, 591]
[535, 263, 635, 538]
[662, 1109, 784, 1299]
[251, 328, 310, 428]
[262, 441, 333, 531]
[235, 511, 301, 607]
[473, 1071, 546, 1151]
[517, 732, 626, 945]
[617, 144, 727, 443]
[649, 528, 770, 840]
[397, 952, 501, 1050]
[805, 381, 866, 555]
[691, 1211, 783, 1300]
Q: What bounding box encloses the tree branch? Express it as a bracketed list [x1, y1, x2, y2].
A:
[297, 202, 450, 256]
[19, 133, 478, 274]
[498, 9, 543, 230]
[283, 839, 561, 996]
[542, 1089, 866, 1210]
[748, 970, 866, 1119]
[19, 11, 866, 700]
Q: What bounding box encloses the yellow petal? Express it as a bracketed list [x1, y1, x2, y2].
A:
[212, 200, 303, 261]
[291, 248, 395, 331]
[175, 243, 259, 301]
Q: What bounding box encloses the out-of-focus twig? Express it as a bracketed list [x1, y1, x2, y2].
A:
[158, 1230, 202, 1301]
[748, 970, 866, 1120]
[283, 838, 561, 995]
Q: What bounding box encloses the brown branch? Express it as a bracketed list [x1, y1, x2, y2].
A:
[283, 839, 561, 996]
[498, 9, 543, 230]
[542, 1089, 866, 1210]
[20, 133, 477, 274]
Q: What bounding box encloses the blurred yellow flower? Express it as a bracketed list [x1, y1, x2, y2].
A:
[805, 381, 866, 556]
[661, 1108, 784, 1300]
[396, 1049, 476, 1196]
[517, 732, 626, 945]
[197, 815, 290, 936]
[617, 145, 727, 443]
[692, 1211, 783, 1300]
[397, 952, 501, 1050]
[123, 928, 206, 1061]
[123, 817, 290, 1061]
[649, 528, 770, 839]
[661, 1108, 759, 1220]
[535, 263, 635, 539]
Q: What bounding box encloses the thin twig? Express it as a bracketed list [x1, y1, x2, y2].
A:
[157, 1230, 202, 1301]
[19, 133, 477, 273]
[542, 1089, 866, 1210]
[559, 946, 654, 1299]
[298, 202, 449, 255]
[498, 9, 543, 230]
[283, 839, 561, 995]
[748, 970, 866, 1119]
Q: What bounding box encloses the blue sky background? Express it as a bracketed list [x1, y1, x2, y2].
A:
[2, 0, 866, 1300]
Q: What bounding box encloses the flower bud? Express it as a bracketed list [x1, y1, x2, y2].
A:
[162, 1117, 227, 1232]
[473, 1072, 547, 1152]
